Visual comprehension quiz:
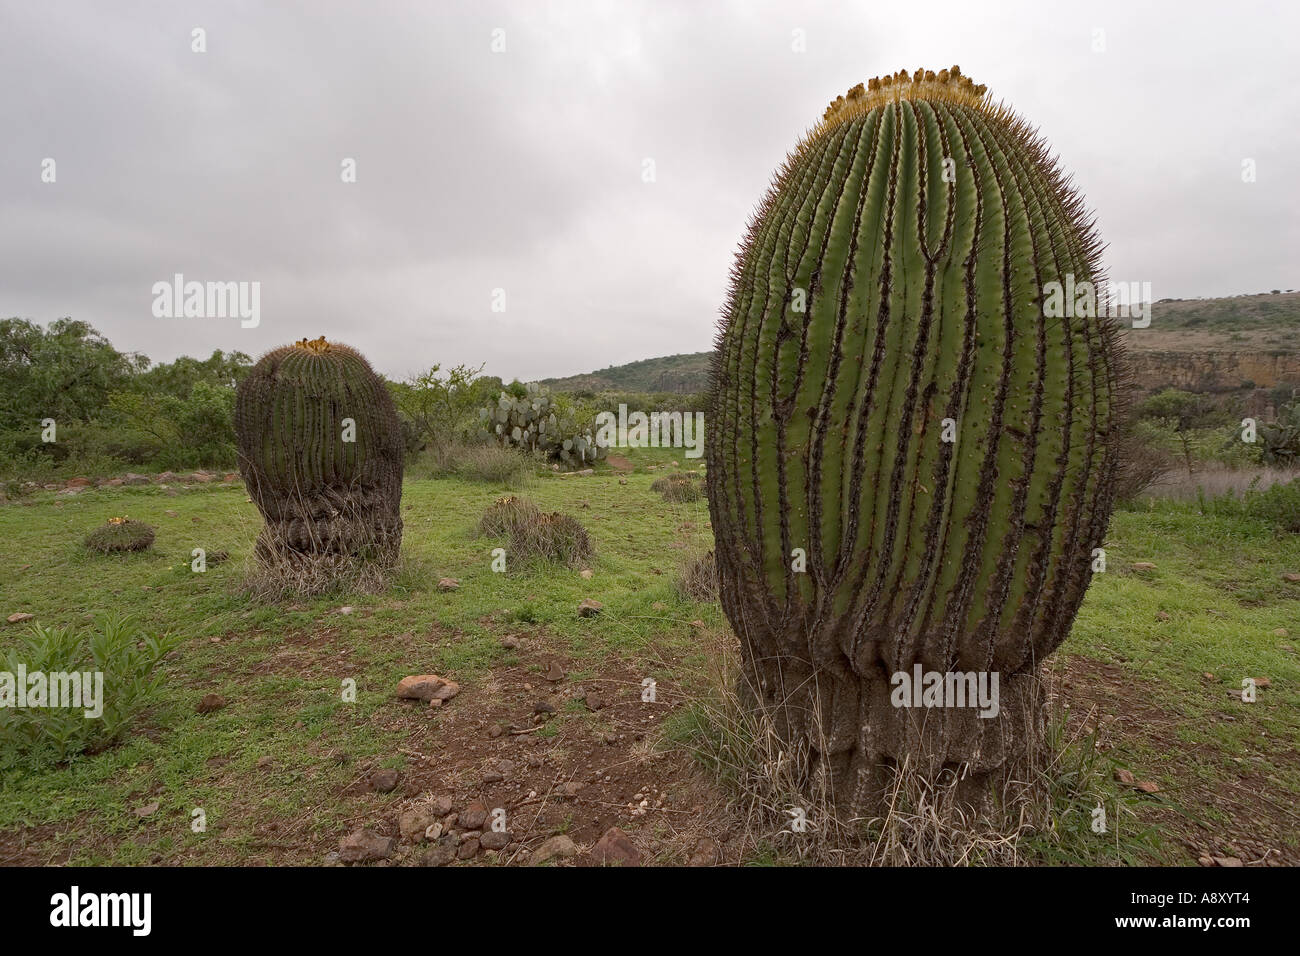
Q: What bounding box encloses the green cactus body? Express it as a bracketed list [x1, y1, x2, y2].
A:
[706, 68, 1126, 811]
[235, 336, 404, 568]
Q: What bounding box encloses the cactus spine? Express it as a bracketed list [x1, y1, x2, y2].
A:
[706, 68, 1126, 813]
[235, 336, 404, 575]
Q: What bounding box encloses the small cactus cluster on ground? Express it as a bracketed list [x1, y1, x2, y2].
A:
[650, 472, 703, 502]
[479, 382, 606, 466]
[84, 517, 156, 553]
[477, 495, 543, 537]
[477, 495, 593, 567]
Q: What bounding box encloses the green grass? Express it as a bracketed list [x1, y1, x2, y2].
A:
[1, 461, 1297, 865]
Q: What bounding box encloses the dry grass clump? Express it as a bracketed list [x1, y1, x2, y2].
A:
[240, 546, 400, 601]
[507, 511, 593, 567]
[84, 517, 155, 553]
[675, 550, 718, 602]
[651, 472, 703, 502]
[478, 495, 542, 537]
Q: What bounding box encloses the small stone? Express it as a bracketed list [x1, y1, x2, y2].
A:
[370, 769, 400, 793]
[1282, 573, 1300, 583]
[424, 822, 443, 841]
[1114, 767, 1135, 785]
[396, 674, 459, 702]
[196, 693, 226, 714]
[400, 808, 434, 841]
[591, 826, 641, 867]
[430, 795, 454, 816]
[482, 771, 504, 784]
[534, 700, 556, 715]
[461, 800, 488, 830]
[134, 801, 160, 818]
[488, 723, 505, 738]
[1253, 676, 1272, 688]
[323, 851, 341, 866]
[438, 578, 460, 591]
[1197, 855, 1214, 867]
[580, 569, 594, 579]
[545, 661, 565, 683]
[456, 836, 480, 860]
[1130, 562, 1156, 572]
[500, 636, 520, 649]
[688, 837, 720, 866]
[256, 755, 273, 769]
[1212, 855, 1244, 867]
[1136, 780, 1160, 794]
[577, 599, 604, 618]
[339, 828, 394, 863]
[530, 834, 579, 865]
[6, 612, 35, 625]
[480, 830, 510, 850]
[423, 834, 459, 866]
[584, 691, 606, 712]
[557, 781, 584, 798]
[337, 605, 354, 615]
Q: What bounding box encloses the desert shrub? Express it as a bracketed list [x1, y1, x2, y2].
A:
[478, 495, 543, 537]
[651, 472, 703, 502]
[418, 441, 531, 486]
[1112, 422, 1175, 502]
[1243, 478, 1300, 533]
[675, 550, 718, 602]
[84, 517, 155, 553]
[507, 511, 592, 566]
[0, 615, 182, 768]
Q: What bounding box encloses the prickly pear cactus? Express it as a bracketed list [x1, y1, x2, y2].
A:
[479, 383, 606, 465]
[706, 68, 1126, 812]
[235, 336, 404, 571]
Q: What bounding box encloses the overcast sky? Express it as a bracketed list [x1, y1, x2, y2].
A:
[2, 0, 1297, 383]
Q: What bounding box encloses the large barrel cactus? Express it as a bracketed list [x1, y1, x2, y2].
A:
[235, 336, 404, 574]
[706, 68, 1125, 814]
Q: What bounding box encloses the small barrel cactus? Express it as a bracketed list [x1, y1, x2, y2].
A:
[235, 336, 404, 574]
[706, 68, 1126, 813]
[85, 517, 155, 553]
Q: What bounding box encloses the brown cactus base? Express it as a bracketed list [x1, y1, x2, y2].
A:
[737, 647, 1048, 821]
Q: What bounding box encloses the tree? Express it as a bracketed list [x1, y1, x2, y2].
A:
[388, 363, 489, 451]
[0, 318, 144, 428]
[1139, 388, 1222, 476]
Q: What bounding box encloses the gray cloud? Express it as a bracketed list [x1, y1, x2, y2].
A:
[2, 0, 1297, 381]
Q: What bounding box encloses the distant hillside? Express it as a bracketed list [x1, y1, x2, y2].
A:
[541, 352, 712, 393]
[542, 291, 1300, 397]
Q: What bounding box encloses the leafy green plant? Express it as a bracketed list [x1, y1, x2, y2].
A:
[0, 615, 181, 768]
[1243, 477, 1300, 533]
